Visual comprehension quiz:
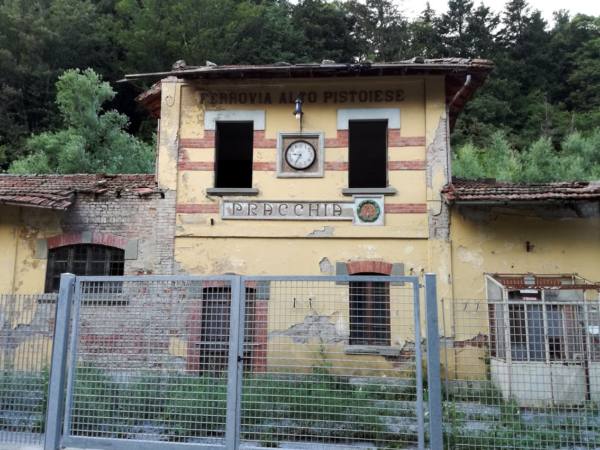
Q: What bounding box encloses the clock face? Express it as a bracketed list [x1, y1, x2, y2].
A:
[285, 140, 316, 170]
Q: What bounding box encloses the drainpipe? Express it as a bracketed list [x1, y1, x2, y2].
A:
[449, 74, 472, 109]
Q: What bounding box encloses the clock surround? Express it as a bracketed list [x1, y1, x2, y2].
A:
[277, 132, 324, 178]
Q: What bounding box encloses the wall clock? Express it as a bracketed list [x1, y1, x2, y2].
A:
[285, 140, 316, 170]
[277, 132, 324, 178]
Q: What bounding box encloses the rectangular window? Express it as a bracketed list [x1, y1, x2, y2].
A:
[348, 120, 387, 188]
[349, 280, 391, 346]
[215, 121, 253, 188]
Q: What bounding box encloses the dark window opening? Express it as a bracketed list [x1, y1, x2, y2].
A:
[45, 244, 124, 293]
[199, 286, 231, 374]
[215, 121, 253, 188]
[194, 286, 257, 374]
[348, 120, 387, 188]
[349, 273, 390, 346]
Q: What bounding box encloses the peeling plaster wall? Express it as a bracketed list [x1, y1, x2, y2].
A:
[451, 208, 600, 300]
[169, 75, 448, 373]
[0, 189, 176, 294]
[445, 206, 600, 379]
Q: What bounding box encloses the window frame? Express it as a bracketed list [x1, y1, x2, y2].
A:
[348, 272, 391, 347]
[487, 279, 586, 364]
[44, 244, 125, 294]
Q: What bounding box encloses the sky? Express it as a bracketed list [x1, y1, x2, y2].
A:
[400, 0, 600, 23]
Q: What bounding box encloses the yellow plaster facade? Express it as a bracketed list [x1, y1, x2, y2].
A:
[2, 67, 599, 382]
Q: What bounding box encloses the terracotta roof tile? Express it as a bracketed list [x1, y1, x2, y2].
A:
[443, 179, 600, 203]
[0, 174, 158, 210]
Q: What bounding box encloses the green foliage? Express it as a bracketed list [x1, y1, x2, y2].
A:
[0, 369, 49, 433]
[9, 69, 154, 174]
[453, 129, 600, 182]
[1, 0, 600, 179]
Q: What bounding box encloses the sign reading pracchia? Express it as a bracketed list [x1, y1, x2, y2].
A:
[222, 200, 354, 221]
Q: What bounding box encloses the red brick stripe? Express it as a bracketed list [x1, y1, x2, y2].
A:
[177, 161, 214, 170]
[253, 131, 277, 147]
[347, 260, 393, 275]
[324, 161, 348, 171]
[325, 131, 349, 147]
[252, 162, 276, 171]
[180, 130, 425, 149]
[385, 203, 427, 213]
[389, 131, 425, 147]
[176, 204, 219, 214]
[388, 160, 426, 170]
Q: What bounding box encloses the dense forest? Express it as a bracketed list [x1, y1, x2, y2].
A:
[1, 0, 599, 180]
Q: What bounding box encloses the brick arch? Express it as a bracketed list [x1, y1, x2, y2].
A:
[346, 260, 393, 275]
[46, 231, 128, 250]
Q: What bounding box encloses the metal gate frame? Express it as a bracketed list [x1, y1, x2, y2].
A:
[44, 273, 442, 450]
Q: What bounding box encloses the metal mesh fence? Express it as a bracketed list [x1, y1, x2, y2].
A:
[442, 298, 600, 449]
[65, 278, 234, 445]
[0, 293, 57, 445]
[61, 275, 424, 449]
[240, 278, 422, 449]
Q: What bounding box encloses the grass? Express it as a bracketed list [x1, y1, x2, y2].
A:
[0, 369, 49, 434]
[66, 363, 417, 446]
[3, 364, 600, 449]
[443, 388, 600, 449]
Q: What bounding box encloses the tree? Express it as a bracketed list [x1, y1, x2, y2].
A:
[292, 0, 358, 63]
[345, 0, 410, 61]
[436, 0, 475, 56]
[452, 129, 600, 182]
[409, 3, 444, 57]
[9, 69, 154, 174]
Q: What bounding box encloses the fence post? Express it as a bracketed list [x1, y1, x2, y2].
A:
[226, 275, 244, 449]
[44, 273, 75, 450]
[425, 273, 443, 450]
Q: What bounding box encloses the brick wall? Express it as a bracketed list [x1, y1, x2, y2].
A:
[60, 189, 176, 275]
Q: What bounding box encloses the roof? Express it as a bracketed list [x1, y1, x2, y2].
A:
[129, 58, 494, 125]
[0, 174, 159, 210]
[488, 273, 599, 291]
[443, 179, 600, 204]
[125, 58, 493, 81]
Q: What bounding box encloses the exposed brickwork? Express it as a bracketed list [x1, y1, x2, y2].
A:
[252, 299, 268, 373]
[47, 232, 128, 250]
[347, 260, 393, 275]
[385, 203, 427, 213]
[60, 188, 176, 275]
[185, 303, 202, 373]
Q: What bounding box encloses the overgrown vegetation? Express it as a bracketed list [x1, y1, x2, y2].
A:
[1, 0, 600, 179]
[8, 69, 154, 174]
[2, 364, 600, 448]
[68, 362, 417, 446]
[453, 130, 600, 182]
[0, 370, 48, 434]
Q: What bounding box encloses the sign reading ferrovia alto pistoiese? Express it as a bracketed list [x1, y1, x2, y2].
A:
[222, 200, 354, 220]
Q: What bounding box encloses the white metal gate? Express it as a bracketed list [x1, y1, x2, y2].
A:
[44, 274, 442, 450]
